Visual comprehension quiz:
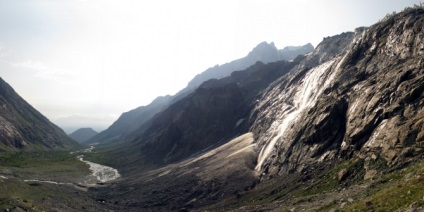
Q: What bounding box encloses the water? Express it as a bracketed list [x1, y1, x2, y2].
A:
[255, 60, 336, 172]
[77, 154, 120, 183]
[22, 146, 120, 186]
[23, 179, 72, 185]
[77, 146, 120, 183]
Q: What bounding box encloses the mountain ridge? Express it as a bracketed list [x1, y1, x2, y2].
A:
[0, 77, 78, 150]
[87, 42, 313, 145]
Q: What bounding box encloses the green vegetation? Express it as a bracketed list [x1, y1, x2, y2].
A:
[235, 158, 366, 208]
[82, 143, 124, 167]
[225, 156, 424, 211]
[0, 150, 89, 180]
[346, 160, 424, 211]
[0, 150, 93, 211]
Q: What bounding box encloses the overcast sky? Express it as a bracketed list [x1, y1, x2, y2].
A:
[0, 0, 421, 133]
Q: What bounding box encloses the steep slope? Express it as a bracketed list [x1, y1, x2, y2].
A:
[0, 77, 78, 150]
[86, 95, 172, 144]
[69, 128, 98, 143]
[87, 7, 424, 211]
[108, 59, 301, 172]
[251, 8, 424, 179]
[89, 42, 313, 145]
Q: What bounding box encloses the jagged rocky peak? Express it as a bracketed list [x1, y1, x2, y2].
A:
[0, 77, 77, 150]
[251, 7, 424, 179]
[181, 41, 314, 96]
[246, 41, 280, 63]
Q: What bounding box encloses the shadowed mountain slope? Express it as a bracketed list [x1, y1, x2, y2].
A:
[69, 128, 98, 143]
[0, 77, 78, 151]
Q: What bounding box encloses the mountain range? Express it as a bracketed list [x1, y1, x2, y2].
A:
[90, 6, 424, 211]
[1, 5, 424, 211]
[86, 42, 314, 145]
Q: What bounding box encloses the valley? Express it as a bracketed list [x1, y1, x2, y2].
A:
[0, 147, 121, 211]
[0, 4, 424, 212]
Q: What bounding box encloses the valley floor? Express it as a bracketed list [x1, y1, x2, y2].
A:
[2, 145, 424, 211]
[0, 148, 121, 211]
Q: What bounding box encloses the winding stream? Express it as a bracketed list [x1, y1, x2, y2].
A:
[77, 154, 120, 183]
[18, 146, 120, 187]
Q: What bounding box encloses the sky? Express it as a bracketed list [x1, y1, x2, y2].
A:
[0, 0, 422, 133]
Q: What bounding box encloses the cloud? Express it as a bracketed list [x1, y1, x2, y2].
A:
[0, 42, 10, 59]
[11, 60, 75, 81]
[12, 60, 47, 70]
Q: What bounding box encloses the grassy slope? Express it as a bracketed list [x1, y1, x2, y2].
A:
[211, 155, 424, 211]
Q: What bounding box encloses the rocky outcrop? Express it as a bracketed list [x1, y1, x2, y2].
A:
[69, 128, 98, 143]
[0, 77, 78, 150]
[251, 8, 424, 178]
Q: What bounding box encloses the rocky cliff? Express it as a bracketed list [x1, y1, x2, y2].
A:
[251, 8, 424, 179]
[0, 77, 78, 150]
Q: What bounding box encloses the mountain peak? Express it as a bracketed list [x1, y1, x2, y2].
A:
[69, 128, 98, 143]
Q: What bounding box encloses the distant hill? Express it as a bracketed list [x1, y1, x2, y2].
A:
[69, 128, 98, 143]
[0, 77, 78, 151]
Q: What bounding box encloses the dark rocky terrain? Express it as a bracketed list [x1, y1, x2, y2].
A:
[252, 7, 424, 179]
[69, 128, 98, 143]
[0, 77, 78, 150]
[107, 59, 301, 174]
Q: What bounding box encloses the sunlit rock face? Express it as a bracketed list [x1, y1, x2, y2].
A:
[251, 8, 424, 178]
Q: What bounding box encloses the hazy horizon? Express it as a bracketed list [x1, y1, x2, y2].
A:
[0, 0, 422, 133]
